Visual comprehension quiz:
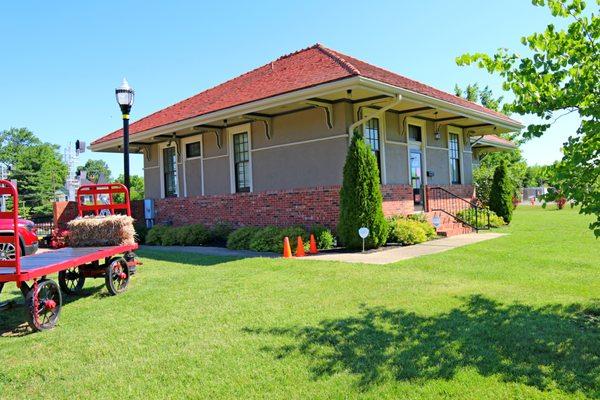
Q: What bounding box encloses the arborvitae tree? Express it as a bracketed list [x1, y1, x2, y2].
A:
[489, 162, 514, 224]
[338, 132, 388, 249]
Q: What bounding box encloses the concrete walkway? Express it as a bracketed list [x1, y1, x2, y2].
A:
[296, 232, 506, 265]
[140, 233, 505, 265]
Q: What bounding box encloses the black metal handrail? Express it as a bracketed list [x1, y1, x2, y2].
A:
[426, 186, 491, 231]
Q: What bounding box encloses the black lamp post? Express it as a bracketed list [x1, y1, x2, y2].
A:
[115, 78, 135, 190]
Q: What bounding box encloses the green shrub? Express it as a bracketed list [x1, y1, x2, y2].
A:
[310, 225, 335, 250]
[249, 226, 308, 253]
[249, 226, 282, 253]
[489, 162, 514, 224]
[145, 225, 169, 245]
[418, 220, 437, 240]
[161, 227, 182, 246]
[182, 224, 210, 246]
[209, 221, 234, 246]
[227, 226, 261, 250]
[457, 209, 505, 228]
[134, 224, 149, 244]
[338, 132, 388, 249]
[387, 218, 428, 245]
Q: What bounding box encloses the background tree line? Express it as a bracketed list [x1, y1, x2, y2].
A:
[1, 127, 144, 217]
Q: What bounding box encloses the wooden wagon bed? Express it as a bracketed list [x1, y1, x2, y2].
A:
[0, 244, 138, 282]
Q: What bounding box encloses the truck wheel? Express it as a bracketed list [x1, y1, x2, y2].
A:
[105, 257, 130, 296]
[58, 267, 86, 295]
[26, 279, 62, 331]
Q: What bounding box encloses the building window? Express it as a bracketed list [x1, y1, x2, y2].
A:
[162, 146, 178, 197]
[364, 118, 382, 176]
[185, 141, 201, 158]
[449, 132, 461, 184]
[408, 124, 422, 142]
[233, 132, 250, 193]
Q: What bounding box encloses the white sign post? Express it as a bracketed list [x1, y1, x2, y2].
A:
[358, 227, 370, 253]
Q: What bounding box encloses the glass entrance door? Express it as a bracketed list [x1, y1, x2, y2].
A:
[410, 150, 423, 207]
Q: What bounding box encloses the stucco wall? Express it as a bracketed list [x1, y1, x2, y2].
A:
[184, 158, 203, 196]
[203, 156, 230, 195]
[384, 142, 409, 184]
[426, 147, 450, 186]
[140, 104, 476, 200]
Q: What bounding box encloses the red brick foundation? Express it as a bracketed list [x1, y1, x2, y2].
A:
[153, 184, 475, 230]
[154, 185, 415, 229]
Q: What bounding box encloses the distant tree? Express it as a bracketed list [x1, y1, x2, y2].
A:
[11, 143, 67, 216]
[0, 127, 42, 167]
[116, 174, 144, 200]
[454, 83, 505, 112]
[77, 159, 112, 183]
[0, 128, 67, 216]
[338, 132, 388, 249]
[489, 162, 514, 224]
[457, 0, 600, 236]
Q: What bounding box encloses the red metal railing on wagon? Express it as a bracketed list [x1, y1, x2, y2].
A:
[0, 180, 21, 278]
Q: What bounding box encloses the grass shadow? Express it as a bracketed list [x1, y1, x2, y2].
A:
[0, 282, 105, 337]
[244, 295, 600, 396]
[137, 248, 247, 267]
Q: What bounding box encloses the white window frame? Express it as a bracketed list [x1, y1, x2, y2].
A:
[228, 123, 253, 194]
[158, 141, 180, 199]
[360, 107, 387, 184]
[181, 135, 204, 197]
[447, 125, 464, 185]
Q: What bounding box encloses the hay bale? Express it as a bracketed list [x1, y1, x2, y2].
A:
[67, 215, 136, 247]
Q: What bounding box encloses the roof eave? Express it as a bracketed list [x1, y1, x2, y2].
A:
[357, 77, 524, 131]
[91, 75, 525, 152]
[90, 76, 363, 152]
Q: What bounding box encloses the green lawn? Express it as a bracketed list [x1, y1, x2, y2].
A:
[1, 207, 599, 399]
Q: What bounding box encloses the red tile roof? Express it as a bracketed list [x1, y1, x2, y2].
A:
[476, 134, 517, 148]
[92, 44, 521, 146]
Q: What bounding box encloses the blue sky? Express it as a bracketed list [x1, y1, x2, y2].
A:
[0, 1, 579, 177]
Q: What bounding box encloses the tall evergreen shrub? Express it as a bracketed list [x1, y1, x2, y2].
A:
[337, 132, 388, 249]
[489, 162, 514, 224]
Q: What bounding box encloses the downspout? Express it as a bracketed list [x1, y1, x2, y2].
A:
[347, 94, 402, 140]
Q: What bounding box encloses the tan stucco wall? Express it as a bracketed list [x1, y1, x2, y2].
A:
[143, 144, 159, 168]
[463, 152, 473, 184]
[384, 112, 405, 143]
[252, 103, 349, 149]
[426, 147, 450, 186]
[184, 158, 203, 196]
[140, 102, 477, 199]
[384, 143, 409, 184]
[144, 165, 161, 199]
[203, 156, 230, 195]
[252, 137, 347, 191]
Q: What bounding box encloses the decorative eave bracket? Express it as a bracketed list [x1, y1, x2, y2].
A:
[241, 115, 273, 140]
[305, 100, 334, 129]
[193, 126, 224, 149]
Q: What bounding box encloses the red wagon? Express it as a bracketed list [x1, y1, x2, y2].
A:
[0, 180, 139, 331]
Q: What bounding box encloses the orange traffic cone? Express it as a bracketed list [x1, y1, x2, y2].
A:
[283, 236, 293, 258]
[295, 236, 306, 257]
[309, 234, 318, 254]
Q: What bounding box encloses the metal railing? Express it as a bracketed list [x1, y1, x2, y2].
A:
[426, 186, 491, 231]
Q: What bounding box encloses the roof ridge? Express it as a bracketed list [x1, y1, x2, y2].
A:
[314, 44, 361, 75]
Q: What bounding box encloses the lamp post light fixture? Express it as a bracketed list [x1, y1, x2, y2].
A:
[115, 78, 135, 191]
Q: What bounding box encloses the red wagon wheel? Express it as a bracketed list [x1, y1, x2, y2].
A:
[58, 266, 86, 295]
[105, 257, 130, 296]
[26, 279, 62, 331]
